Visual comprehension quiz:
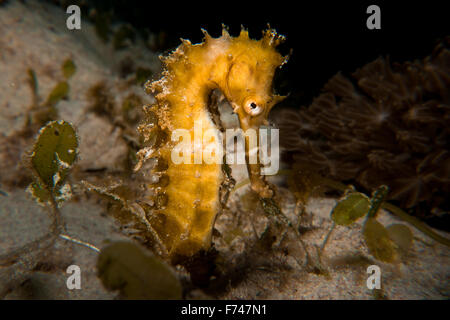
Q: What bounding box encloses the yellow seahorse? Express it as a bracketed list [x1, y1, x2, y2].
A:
[136, 26, 288, 261]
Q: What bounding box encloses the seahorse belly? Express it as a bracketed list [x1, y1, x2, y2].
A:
[160, 110, 223, 257]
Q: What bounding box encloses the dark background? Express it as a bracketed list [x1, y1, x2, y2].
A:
[90, 0, 449, 106]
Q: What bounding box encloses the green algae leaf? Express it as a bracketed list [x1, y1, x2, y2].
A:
[97, 242, 182, 300]
[27, 68, 38, 97]
[28, 180, 51, 206]
[45, 81, 69, 106]
[30, 120, 78, 196]
[363, 218, 398, 263]
[62, 59, 76, 79]
[331, 193, 370, 226]
[386, 224, 413, 253]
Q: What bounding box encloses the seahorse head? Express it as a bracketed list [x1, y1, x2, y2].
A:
[218, 27, 289, 131]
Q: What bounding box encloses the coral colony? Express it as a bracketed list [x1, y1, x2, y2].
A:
[276, 43, 450, 219]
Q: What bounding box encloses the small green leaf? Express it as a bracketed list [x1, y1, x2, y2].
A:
[97, 241, 182, 299]
[331, 193, 370, 225]
[45, 81, 69, 106]
[363, 218, 398, 263]
[31, 120, 78, 190]
[27, 68, 38, 97]
[27, 180, 51, 205]
[386, 224, 413, 253]
[62, 59, 76, 79]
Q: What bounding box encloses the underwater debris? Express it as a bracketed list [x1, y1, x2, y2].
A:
[276, 40, 450, 222]
[0, 133, 33, 188]
[121, 93, 143, 125]
[86, 81, 115, 118]
[134, 67, 152, 86]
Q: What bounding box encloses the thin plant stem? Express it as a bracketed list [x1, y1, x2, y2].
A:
[59, 234, 100, 253]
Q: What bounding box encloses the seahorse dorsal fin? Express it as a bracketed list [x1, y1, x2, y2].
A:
[281, 49, 293, 67]
[239, 25, 249, 40]
[221, 23, 230, 38]
[180, 38, 192, 48]
[262, 28, 286, 48]
[200, 28, 212, 43]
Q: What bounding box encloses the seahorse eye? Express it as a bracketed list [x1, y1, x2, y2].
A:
[244, 101, 263, 116]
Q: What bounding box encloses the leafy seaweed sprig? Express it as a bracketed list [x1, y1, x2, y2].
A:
[328, 185, 413, 263]
[234, 168, 449, 267]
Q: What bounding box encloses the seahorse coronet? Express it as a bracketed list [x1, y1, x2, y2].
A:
[138, 26, 288, 260]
